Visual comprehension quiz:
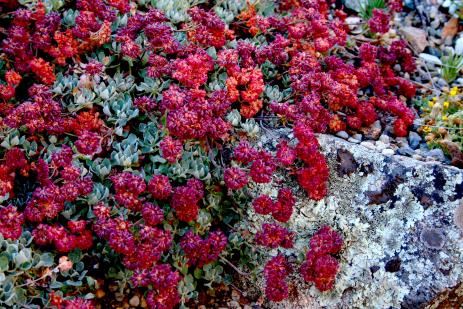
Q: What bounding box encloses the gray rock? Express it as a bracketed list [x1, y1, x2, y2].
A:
[419, 53, 442, 65]
[420, 143, 430, 153]
[363, 120, 382, 140]
[395, 137, 409, 147]
[129, 296, 140, 307]
[382, 148, 395, 156]
[360, 141, 376, 150]
[426, 148, 446, 162]
[437, 78, 448, 87]
[379, 135, 390, 144]
[336, 131, 349, 139]
[456, 37, 463, 55]
[352, 134, 362, 141]
[408, 132, 422, 149]
[397, 146, 415, 156]
[250, 131, 463, 309]
[420, 228, 445, 250]
[400, 27, 428, 52]
[375, 141, 387, 151]
[424, 47, 441, 58]
[348, 137, 361, 144]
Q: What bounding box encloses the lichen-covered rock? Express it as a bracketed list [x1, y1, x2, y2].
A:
[242, 130, 463, 309]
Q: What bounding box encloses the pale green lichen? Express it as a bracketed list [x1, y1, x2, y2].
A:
[239, 131, 463, 309]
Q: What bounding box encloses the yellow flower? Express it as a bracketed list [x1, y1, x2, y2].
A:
[422, 126, 431, 133]
[442, 115, 448, 121]
[450, 87, 458, 96]
[443, 101, 449, 109]
[428, 101, 434, 107]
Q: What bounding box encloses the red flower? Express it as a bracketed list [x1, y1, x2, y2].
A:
[29, 58, 55, 85]
[172, 50, 214, 89]
[75, 131, 102, 156]
[0, 205, 24, 240]
[148, 174, 172, 200]
[160, 136, 183, 163]
[310, 226, 343, 256]
[110, 172, 146, 211]
[233, 141, 258, 164]
[253, 195, 274, 215]
[255, 223, 294, 248]
[276, 140, 297, 166]
[171, 179, 204, 222]
[142, 202, 164, 226]
[224, 167, 248, 190]
[368, 9, 390, 34]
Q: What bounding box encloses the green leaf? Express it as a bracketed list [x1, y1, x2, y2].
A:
[0, 253, 9, 271]
[193, 267, 203, 279]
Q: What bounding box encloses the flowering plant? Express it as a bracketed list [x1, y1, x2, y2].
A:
[0, 0, 417, 307]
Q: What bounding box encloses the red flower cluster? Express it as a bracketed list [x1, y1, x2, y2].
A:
[142, 202, 164, 227]
[110, 172, 146, 211]
[187, 7, 228, 48]
[0, 205, 24, 240]
[24, 147, 93, 224]
[255, 223, 294, 249]
[294, 121, 330, 200]
[5, 87, 64, 135]
[263, 254, 292, 302]
[249, 150, 276, 184]
[224, 167, 248, 190]
[180, 230, 227, 267]
[225, 67, 265, 118]
[131, 264, 182, 309]
[33, 222, 93, 253]
[276, 140, 297, 166]
[171, 178, 204, 222]
[300, 226, 343, 291]
[252, 188, 295, 222]
[233, 141, 258, 164]
[50, 294, 95, 309]
[160, 136, 183, 163]
[0, 147, 28, 199]
[94, 212, 172, 270]
[172, 50, 214, 89]
[163, 86, 231, 141]
[0, 70, 22, 101]
[368, 9, 390, 34]
[147, 174, 172, 200]
[1, 2, 112, 87]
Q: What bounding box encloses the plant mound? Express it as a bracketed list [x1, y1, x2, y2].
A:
[0, 0, 417, 307]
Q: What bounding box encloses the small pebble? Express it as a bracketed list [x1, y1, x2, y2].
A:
[228, 301, 241, 309]
[412, 154, 424, 160]
[437, 78, 448, 87]
[231, 289, 240, 301]
[379, 134, 390, 144]
[375, 141, 387, 151]
[360, 141, 376, 150]
[397, 146, 415, 156]
[395, 137, 409, 147]
[427, 148, 446, 162]
[348, 137, 361, 144]
[129, 296, 140, 307]
[408, 132, 422, 149]
[382, 148, 395, 156]
[336, 131, 349, 139]
[115, 293, 124, 302]
[352, 133, 362, 141]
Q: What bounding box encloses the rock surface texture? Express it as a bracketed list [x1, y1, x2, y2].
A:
[244, 130, 463, 309]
